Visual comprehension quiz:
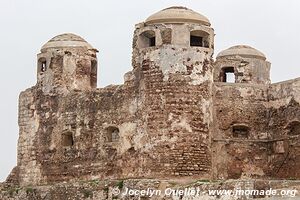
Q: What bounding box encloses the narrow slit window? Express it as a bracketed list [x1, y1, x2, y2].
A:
[41, 61, 46, 72]
[90, 60, 97, 88]
[150, 37, 156, 47]
[38, 58, 47, 73]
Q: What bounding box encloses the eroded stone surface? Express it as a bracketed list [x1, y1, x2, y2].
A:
[2, 5, 300, 200]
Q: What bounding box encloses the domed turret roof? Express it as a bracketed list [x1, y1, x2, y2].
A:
[41, 33, 93, 52]
[145, 6, 211, 26]
[217, 45, 266, 60]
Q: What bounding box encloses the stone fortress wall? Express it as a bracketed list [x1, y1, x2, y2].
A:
[4, 6, 300, 189]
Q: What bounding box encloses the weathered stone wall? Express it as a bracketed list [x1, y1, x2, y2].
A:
[14, 40, 300, 188]
[37, 47, 97, 94]
[36, 86, 138, 184]
[8, 7, 300, 192]
[267, 78, 300, 179]
[18, 81, 142, 185]
[212, 83, 271, 180]
[18, 87, 43, 186]
[133, 45, 214, 179]
[17, 44, 216, 186]
[214, 56, 271, 84]
[211, 79, 300, 180]
[15, 43, 300, 187]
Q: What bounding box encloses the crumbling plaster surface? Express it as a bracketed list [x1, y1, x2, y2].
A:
[214, 56, 271, 84]
[13, 34, 300, 187]
[211, 77, 300, 180]
[3, 6, 300, 200]
[17, 88, 43, 186]
[211, 83, 270, 180]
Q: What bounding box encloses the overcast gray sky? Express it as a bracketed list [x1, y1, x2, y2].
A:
[0, 0, 300, 181]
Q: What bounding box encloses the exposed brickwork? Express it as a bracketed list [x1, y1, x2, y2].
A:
[2, 7, 300, 200]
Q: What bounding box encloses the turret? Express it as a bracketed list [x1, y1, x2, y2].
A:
[37, 33, 98, 94]
[131, 6, 215, 85]
[214, 45, 271, 84]
[128, 7, 215, 179]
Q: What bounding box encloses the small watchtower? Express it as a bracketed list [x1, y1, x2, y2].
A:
[214, 45, 271, 84]
[37, 33, 98, 94]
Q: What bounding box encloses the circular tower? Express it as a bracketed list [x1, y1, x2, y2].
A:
[37, 33, 98, 94]
[130, 7, 215, 179]
[132, 6, 214, 81]
[214, 45, 270, 84]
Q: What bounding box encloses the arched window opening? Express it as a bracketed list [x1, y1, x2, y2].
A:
[105, 126, 120, 142]
[62, 132, 74, 147]
[138, 30, 156, 48]
[90, 60, 97, 88]
[286, 121, 300, 136]
[38, 58, 47, 73]
[232, 124, 250, 138]
[221, 67, 235, 83]
[190, 30, 209, 47]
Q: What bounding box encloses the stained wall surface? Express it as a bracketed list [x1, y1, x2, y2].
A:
[5, 6, 300, 188]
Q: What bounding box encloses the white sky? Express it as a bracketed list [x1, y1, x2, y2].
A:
[1, 0, 300, 181]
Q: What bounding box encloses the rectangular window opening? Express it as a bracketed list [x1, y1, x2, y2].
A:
[221, 67, 235, 83]
[62, 133, 74, 147]
[190, 36, 203, 47]
[150, 37, 156, 47]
